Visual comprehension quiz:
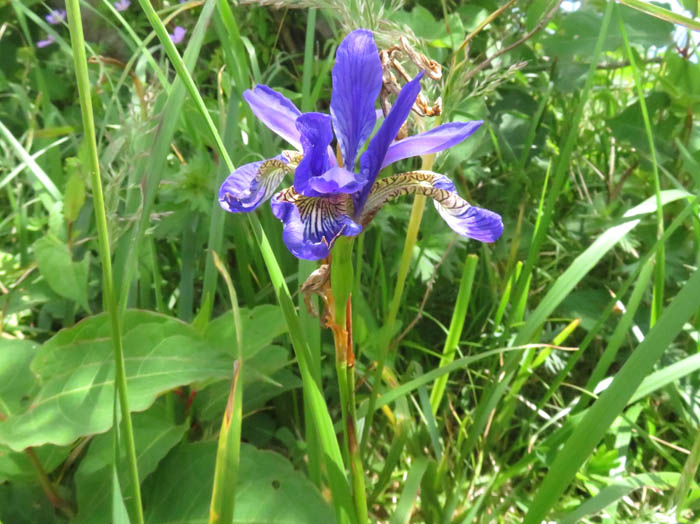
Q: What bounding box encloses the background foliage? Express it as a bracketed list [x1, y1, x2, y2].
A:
[1, 0, 700, 522]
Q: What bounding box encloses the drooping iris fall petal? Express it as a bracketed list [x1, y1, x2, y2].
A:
[271, 188, 362, 260]
[219, 154, 292, 213]
[361, 171, 503, 242]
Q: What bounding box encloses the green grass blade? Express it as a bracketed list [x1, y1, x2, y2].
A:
[65, 1, 143, 522]
[388, 457, 429, 524]
[430, 254, 478, 414]
[523, 267, 700, 524]
[0, 120, 61, 203]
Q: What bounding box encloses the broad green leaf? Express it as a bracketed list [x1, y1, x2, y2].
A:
[34, 235, 91, 312]
[0, 483, 57, 524]
[63, 164, 85, 224]
[0, 339, 70, 483]
[143, 442, 335, 523]
[194, 345, 297, 422]
[660, 53, 700, 111]
[204, 305, 287, 359]
[0, 311, 231, 451]
[541, 6, 673, 58]
[74, 401, 186, 524]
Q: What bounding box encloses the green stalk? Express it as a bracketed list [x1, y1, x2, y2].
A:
[617, 5, 665, 326]
[429, 254, 479, 414]
[360, 193, 427, 452]
[64, 2, 143, 523]
[331, 237, 368, 524]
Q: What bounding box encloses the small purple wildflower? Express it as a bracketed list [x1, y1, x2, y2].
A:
[169, 26, 187, 45]
[45, 9, 66, 25]
[218, 30, 503, 260]
[114, 0, 131, 11]
[37, 35, 56, 48]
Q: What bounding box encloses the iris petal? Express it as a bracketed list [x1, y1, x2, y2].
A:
[361, 171, 503, 242]
[330, 29, 382, 170]
[294, 113, 364, 197]
[219, 155, 291, 213]
[293, 113, 333, 196]
[381, 121, 483, 169]
[270, 188, 362, 260]
[354, 72, 424, 212]
[244, 86, 303, 150]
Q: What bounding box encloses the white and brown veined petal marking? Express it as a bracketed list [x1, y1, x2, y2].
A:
[218, 154, 293, 213]
[359, 171, 503, 243]
[271, 187, 362, 260]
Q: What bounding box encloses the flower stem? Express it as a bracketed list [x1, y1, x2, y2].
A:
[330, 237, 368, 524]
[65, 1, 143, 522]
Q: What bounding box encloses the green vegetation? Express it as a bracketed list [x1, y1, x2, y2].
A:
[1, 0, 699, 522]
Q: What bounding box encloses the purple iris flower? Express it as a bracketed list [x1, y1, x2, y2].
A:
[37, 35, 55, 48]
[169, 26, 187, 45]
[45, 9, 66, 25]
[219, 30, 503, 260]
[114, 0, 131, 11]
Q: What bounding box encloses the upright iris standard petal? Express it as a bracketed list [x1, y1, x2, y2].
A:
[354, 72, 424, 211]
[381, 121, 483, 169]
[271, 188, 362, 260]
[294, 113, 364, 197]
[244, 86, 303, 150]
[219, 155, 292, 213]
[330, 30, 383, 170]
[361, 171, 503, 242]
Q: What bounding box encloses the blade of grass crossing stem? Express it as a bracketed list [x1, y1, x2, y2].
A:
[115, 0, 218, 310]
[429, 254, 478, 414]
[209, 252, 243, 524]
[617, 4, 665, 326]
[64, 1, 143, 523]
[136, 5, 354, 519]
[388, 458, 429, 524]
[523, 268, 700, 524]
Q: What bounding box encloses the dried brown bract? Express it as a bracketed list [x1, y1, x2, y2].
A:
[379, 36, 442, 121]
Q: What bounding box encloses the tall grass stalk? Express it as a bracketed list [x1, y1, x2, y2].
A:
[64, 1, 143, 522]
